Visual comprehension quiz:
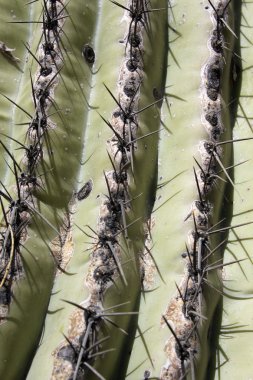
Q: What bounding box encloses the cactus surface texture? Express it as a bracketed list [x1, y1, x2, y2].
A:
[0, 1, 253, 379]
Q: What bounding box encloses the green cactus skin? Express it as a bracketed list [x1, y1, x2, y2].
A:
[0, 0, 253, 379]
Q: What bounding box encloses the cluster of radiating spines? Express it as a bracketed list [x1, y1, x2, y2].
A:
[161, 1, 234, 379]
[52, 300, 140, 380]
[0, 0, 66, 321]
[52, 1, 165, 378]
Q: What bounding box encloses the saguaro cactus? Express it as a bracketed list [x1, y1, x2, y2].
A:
[0, 0, 253, 379]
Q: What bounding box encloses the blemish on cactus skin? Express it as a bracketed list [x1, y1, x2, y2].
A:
[82, 44, 95, 64]
[0, 41, 20, 62]
[76, 179, 93, 201]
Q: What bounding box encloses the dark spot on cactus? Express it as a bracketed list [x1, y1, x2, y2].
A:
[99, 211, 116, 231]
[45, 18, 58, 31]
[35, 90, 50, 110]
[129, 47, 142, 62]
[200, 170, 216, 189]
[93, 266, 114, 286]
[196, 213, 208, 228]
[203, 141, 215, 155]
[0, 287, 9, 305]
[37, 116, 48, 131]
[114, 106, 136, 125]
[113, 109, 121, 118]
[40, 66, 53, 77]
[143, 370, 151, 380]
[103, 83, 139, 125]
[97, 231, 117, 250]
[123, 81, 137, 98]
[129, 33, 141, 48]
[43, 42, 55, 56]
[195, 200, 211, 215]
[29, 116, 48, 139]
[129, 5, 142, 22]
[36, 88, 50, 100]
[76, 179, 93, 201]
[185, 284, 197, 299]
[112, 170, 127, 184]
[211, 126, 222, 141]
[123, 77, 139, 99]
[57, 345, 76, 362]
[211, 30, 223, 54]
[126, 58, 138, 72]
[206, 88, 218, 101]
[82, 44, 95, 64]
[19, 172, 38, 187]
[205, 111, 218, 127]
[42, 1, 61, 36]
[26, 143, 43, 168]
[207, 65, 221, 91]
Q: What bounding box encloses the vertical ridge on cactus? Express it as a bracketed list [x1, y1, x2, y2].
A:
[0, 0, 253, 379]
[127, 1, 239, 378]
[214, 1, 253, 378]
